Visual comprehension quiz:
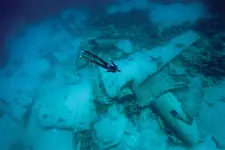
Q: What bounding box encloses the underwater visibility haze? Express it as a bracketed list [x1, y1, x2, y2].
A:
[1, 0, 225, 150]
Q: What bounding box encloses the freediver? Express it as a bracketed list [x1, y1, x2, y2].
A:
[80, 50, 121, 73]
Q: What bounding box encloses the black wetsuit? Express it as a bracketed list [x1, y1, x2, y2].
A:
[80, 50, 121, 73]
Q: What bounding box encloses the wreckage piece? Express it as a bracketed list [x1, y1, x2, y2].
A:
[91, 110, 128, 150]
[73, 129, 93, 150]
[118, 87, 136, 102]
[100, 30, 200, 98]
[124, 104, 141, 115]
[132, 67, 188, 107]
[89, 37, 133, 54]
[117, 86, 141, 115]
[152, 92, 199, 146]
[88, 38, 118, 49]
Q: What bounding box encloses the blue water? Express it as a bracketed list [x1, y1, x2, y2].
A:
[1, 0, 225, 150]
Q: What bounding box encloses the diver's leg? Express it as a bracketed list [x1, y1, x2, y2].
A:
[92, 61, 108, 69]
[81, 55, 108, 69]
[82, 51, 108, 66]
[80, 55, 94, 63]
